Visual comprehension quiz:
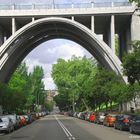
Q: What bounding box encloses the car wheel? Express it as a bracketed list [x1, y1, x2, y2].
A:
[6, 128, 10, 134]
[129, 126, 134, 134]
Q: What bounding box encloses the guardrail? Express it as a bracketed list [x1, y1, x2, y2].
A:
[0, 2, 133, 10]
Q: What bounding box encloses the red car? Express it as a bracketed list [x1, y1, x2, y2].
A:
[89, 112, 96, 122]
[19, 116, 27, 126]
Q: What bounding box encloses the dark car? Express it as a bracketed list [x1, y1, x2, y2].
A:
[114, 114, 132, 131]
[129, 116, 140, 134]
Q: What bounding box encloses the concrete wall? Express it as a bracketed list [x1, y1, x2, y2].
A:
[131, 10, 140, 41]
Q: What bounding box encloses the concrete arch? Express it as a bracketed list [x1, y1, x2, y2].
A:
[0, 17, 126, 83]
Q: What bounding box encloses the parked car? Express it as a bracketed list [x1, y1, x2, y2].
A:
[129, 116, 140, 134]
[23, 115, 30, 124]
[73, 112, 78, 118]
[77, 112, 82, 119]
[95, 112, 106, 124]
[103, 114, 116, 127]
[31, 113, 37, 121]
[6, 114, 19, 129]
[0, 116, 14, 133]
[35, 113, 40, 119]
[89, 112, 96, 122]
[79, 112, 86, 120]
[114, 114, 134, 131]
[19, 116, 27, 126]
[85, 112, 92, 121]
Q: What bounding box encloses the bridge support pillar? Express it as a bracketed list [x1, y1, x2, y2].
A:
[131, 12, 140, 41]
[119, 31, 126, 60]
[110, 15, 115, 54]
[0, 26, 4, 46]
[32, 17, 35, 22]
[12, 18, 17, 35]
[91, 16, 95, 33]
[103, 15, 115, 54]
[71, 16, 74, 21]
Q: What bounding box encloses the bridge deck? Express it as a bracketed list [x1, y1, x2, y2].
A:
[0, 2, 136, 17]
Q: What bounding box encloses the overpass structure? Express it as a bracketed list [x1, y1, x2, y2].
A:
[0, 1, 140, 84]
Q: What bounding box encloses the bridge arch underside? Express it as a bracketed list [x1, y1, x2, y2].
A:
[0, 18, 123, 83]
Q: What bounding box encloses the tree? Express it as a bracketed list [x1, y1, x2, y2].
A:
[129, 0, 140, 6]
[30, 66, 45, 108]
[52, 56, 97, 111]
[0, 62, 46, 113]
[122, 41, 140, 85]
[45, 101, 55, 112]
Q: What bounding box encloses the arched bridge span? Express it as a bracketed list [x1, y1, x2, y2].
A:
[0, 17, 126, 83]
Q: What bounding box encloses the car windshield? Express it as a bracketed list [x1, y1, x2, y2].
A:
[0, 118, 2, 122]
[110, 114, 116, 118]
[135, 116, 140, 120]
[1, 117, 9, 122]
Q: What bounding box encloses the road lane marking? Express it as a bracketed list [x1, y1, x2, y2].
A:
[54, 115, 76, 140]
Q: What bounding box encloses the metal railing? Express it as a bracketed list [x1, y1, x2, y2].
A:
[0, 2, 133, 10]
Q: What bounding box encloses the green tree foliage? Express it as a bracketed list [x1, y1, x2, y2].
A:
[122, 41, 140, 110]
[0, 62, 46, 114]
[52, 56, 128, 112]
[122, 41, 140, 85]
[52, 56, 97, 111]
[115, 35, 119, 57]
[44, 101, 55, 112]
[129, 0, 140, 6]
[30, 66, 45, 106]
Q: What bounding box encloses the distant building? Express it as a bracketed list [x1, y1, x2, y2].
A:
[45, 90, 58, 101]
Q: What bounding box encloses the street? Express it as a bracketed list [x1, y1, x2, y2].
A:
[0, 115, 139, 140]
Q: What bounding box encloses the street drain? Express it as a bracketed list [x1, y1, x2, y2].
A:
[11, 136, 30, 139]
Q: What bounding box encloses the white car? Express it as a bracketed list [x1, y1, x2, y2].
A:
[0, 116, 14, 133]
[7, 114, 18, 129]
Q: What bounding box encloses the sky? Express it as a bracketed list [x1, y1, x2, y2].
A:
[0, 0, 128, 90]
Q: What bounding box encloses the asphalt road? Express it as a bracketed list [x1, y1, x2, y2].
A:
[0, 115, 139, 140]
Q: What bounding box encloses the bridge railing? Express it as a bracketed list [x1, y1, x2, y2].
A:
[0, 2, 133, 10]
